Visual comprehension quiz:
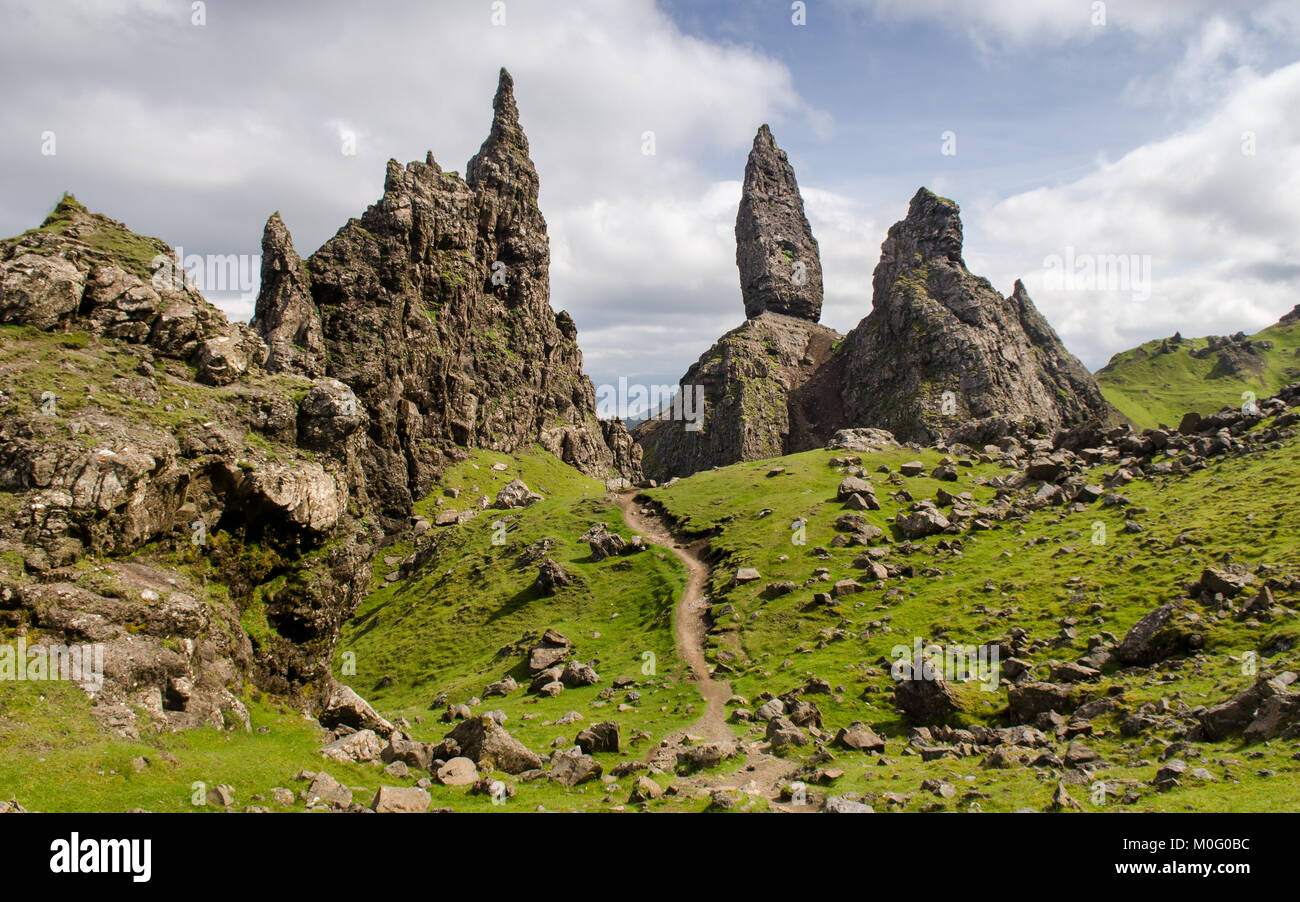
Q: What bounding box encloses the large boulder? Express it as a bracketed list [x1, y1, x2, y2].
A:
[319, 728, 383, 764]
[896, 506, 951, 539]
[370, 786, 431, 813]
[494, 478, 543, 509]
[893, 658, 960, 724]
[550, 746, 602, 787]
[576, 721, 620, 755]
[321, 684, 394, 737]
[444, 716, 542, 774]
[527, 630, 572, 672]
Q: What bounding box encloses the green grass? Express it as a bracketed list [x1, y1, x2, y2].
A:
[3, 431, 1298, 812]
[1, 194, 170, 281]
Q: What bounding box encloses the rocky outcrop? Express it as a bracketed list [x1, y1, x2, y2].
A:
[635, 312, 842, 480]
[828, 188, 1112, 444]
[640, 158, 1109, 478]
[254, 69, 635, 521]
[635, 125, 836, 480]
[736, 125, 823, 321]
[0, 195, 267, 384]
[0, 198, 380, 734]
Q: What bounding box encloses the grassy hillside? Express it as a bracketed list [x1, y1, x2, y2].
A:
[644, 435, 1300, 811]
[1097, 312, 1300, 429]
[3, 431, 1298, 812]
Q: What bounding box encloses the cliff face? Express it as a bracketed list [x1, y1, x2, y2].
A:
[832, 188, 1112, 445]
[255, 69, 638, 519]
[637, 126, 837, 480]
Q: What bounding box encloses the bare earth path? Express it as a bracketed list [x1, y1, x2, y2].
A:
[611, 491, 808, 810]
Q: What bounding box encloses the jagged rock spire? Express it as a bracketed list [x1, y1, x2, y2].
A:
[290, 67, 632, 519]
[251, 212, 324, 377]
[467, 67, 536, 195]
[735, 124, 823, 322]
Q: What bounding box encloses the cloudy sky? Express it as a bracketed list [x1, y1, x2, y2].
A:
[3, 0, 1298, 396]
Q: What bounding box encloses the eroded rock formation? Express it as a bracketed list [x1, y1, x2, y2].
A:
[253, 69, 637, 519]
[736, 125, 823, 322]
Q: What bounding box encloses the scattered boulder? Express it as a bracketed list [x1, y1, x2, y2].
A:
[495, 478, 543, 509]
[550, 746, 602, 787]
[370, 786, 431, 813]
[896, 506, 950, 538]
[822, 796, 874, 813]
[1007, 682, 1076, 724]
[581, 523, 638, 560]
[834, 722, 886, 753]
[560, 660, 600, 687]
[305, 772, 352, 808]
[766, 715, 809, 751]
[482, 676, 518, 698]
[1115, 603, 1193, 666]
[321, 684, 394, 737]
[629, 775, 665, 803]
[319, 728, 383, 764]
[435, 757, 479, 786]
[527, 630, 572, 672]
[893, 659, 960, 723]
[535, 558, 572, 595]
[576, 721, 620, 754]
[444, 716, 542, 774]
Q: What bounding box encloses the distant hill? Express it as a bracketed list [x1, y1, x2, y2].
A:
[1097, 305, 1300, 429]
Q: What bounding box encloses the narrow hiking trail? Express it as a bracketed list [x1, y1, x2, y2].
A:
[611, 491, 810, 811]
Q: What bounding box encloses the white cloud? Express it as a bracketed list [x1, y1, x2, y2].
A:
[844, 0, 1281, 48]
[972, 59, 1300, 369]
[0, 0, 827, 390]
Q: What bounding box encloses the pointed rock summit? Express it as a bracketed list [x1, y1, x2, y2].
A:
[252, 70, 637, 520]
[830, 188, 1111, 444]
[466, 68, 536, 197]
[736, 125, 823, 321]
[250, 212, 324, 377]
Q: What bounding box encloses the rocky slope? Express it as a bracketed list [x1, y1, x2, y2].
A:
[822, 188, 1112, 447]
[637, 126, 840, 480]
[254, 68, 638, 522]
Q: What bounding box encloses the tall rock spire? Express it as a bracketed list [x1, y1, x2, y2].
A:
[250, 212, 324, 377]
[292, 68, 632, 520]
[466, 67, 537, 198]
[735, 124, 823, 321]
